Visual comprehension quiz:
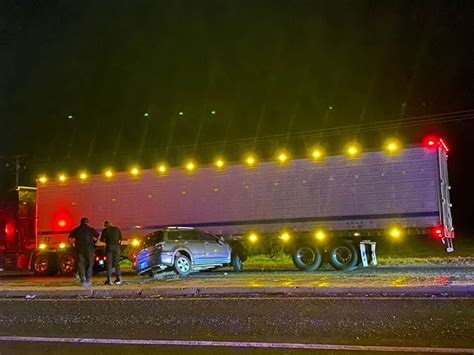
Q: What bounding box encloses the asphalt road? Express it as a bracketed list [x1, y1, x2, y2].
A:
[0, 296, 473, 354]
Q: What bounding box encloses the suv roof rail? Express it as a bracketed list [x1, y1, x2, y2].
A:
[166, 226, 195, 230]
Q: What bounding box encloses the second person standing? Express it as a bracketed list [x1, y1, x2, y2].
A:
[100, 220, 123, 285]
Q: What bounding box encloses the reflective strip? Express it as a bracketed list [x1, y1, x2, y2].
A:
[0, 336, 472, 353]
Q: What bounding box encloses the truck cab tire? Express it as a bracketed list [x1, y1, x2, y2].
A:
[58, 253, 76, 275]
[329, 241, 358, 270]
[33, 254, 58, 276]
[292, 245, 322, 271]
[231, 253, 243, 272]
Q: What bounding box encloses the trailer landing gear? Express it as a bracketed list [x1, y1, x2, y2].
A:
[359, 240, 377, 267]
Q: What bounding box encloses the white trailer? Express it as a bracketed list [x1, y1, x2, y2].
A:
[34, 137, 454, 273]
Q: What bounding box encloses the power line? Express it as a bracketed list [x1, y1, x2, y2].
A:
[30, 109, 474, 165]
[136, 110, 474, 153]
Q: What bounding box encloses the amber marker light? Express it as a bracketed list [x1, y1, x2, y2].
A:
[245, 155, 256, 167]
[249, 233, 258, 243]
[79, 172, 88, 180]
[104, 169, 114, 178]
[38, 176, 48, 183]
[185, 161, 195, 172]
[278, 152, 288, 163]
[157, 164, 167, 174]
[280, 232, 290, 241]
[346, 143, 361, 158]
[348, 146, 358, 156]
[58, 174, 67, 182]
[389, 227, 402, 239]
[312, 149, 323, 160]
[385, 139, 401, 154]
[215, 159, 225, 169]
[132, 239, 140, 247]
[130, 167, 140, 176]
[315, 230, 326, 240]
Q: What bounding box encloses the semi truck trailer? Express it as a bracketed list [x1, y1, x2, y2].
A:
[0, 136, 454, 275]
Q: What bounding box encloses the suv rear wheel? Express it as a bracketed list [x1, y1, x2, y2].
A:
[174, 254, 192, 276]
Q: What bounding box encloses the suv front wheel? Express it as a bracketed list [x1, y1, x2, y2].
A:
[231, 253, 242, 272]
[174, 254, 192, 276]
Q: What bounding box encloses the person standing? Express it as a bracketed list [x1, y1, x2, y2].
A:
[68, 217, 99, 287]
[100, 220, 123, 285]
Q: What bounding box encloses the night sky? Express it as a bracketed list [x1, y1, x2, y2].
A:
[0, 1, 473, 232]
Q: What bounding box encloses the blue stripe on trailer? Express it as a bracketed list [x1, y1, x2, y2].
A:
[38, 211, 439, 235]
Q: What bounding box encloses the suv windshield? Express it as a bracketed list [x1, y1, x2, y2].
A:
[142, 231, 164, 248]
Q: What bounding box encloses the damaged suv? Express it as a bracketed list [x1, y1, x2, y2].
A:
[134, 227, 247, 276]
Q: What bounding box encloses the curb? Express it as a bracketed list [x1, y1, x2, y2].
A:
[0, 285, 473, 299]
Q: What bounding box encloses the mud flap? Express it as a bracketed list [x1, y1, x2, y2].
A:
[359, 240, 377, 267]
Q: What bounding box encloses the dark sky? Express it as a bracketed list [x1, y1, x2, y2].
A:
[0, 0, 473, 230]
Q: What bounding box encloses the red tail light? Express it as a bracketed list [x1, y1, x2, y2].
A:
[423, 136, 438, 149]
[95, 256, 99, 261]
[423, 136, 449, 152]
[431, 226, 444, 238]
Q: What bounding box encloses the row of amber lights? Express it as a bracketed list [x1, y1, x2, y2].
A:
[246, 227, 403, 243]
[38, 140, 402, 183]
[51, 227, 405, 250]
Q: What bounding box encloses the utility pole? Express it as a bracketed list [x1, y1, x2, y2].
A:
[1, 154, 26, 188]
[15, 155, 21, 187]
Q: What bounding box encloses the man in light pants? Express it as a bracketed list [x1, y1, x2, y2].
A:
[100, 220, 122, 285]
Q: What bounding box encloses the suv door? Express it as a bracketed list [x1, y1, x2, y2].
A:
[177, 230, 206, 265]
[198, 232, 231, 264]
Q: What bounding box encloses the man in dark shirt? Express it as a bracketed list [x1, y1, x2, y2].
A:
[100, 220, 123, 285]
[68, 217, 99, 287]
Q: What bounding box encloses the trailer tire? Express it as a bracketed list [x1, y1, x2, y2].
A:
[292, 245, 322, 271]
[33, 254, 58, 276]
[231, 253, 243, 272]
[174, 253, 192, 277]
[329, 242, 358, 270]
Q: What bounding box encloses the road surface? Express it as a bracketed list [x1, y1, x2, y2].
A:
[1, 295, 473, 354]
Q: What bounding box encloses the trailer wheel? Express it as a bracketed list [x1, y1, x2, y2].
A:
[292, 245, 322, 271]
[329, 242, 358, 270]
[174, 254, 192, 277]
[58, 253, 76, 275]
[231, 253, 243, 272]
[33, 254, 58, 276]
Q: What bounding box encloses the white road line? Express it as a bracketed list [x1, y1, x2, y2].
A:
[0, 336, 472, 353]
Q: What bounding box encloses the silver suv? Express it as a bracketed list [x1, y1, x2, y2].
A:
[134, 227, 246, 276]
